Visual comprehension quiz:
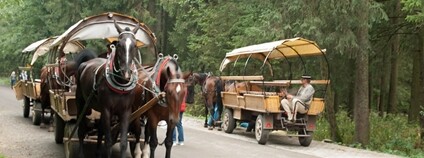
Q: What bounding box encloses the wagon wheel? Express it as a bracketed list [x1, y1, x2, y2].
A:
[64, 123, 79, 158]
[23, 97, 30, 118]
[32, 102, 42, 125]
[298, 130, 313, 147]
[54, 113, 65, 144]
[222, 108, 236, 133]
[255, 114, 270, 145]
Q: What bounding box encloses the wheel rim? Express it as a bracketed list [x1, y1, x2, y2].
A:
[255, 117, 262, 140]
[223, 112, 229, 129]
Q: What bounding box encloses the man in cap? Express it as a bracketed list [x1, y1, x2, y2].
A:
[280, 74, 315, 122]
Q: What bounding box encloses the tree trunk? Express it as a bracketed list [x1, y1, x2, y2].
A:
[326, 86, 342, 142]
[409, 35, 422, 122]
[353, 0, 370, 146]
[378, 49, 390, 116]
[387, 0, 401, 114]
[347, 58, 355, 118]
[418, 29, 424, 143]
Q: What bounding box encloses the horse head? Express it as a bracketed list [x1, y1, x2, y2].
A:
[114, 21, 140, 80]
[161, 56, 187, 124]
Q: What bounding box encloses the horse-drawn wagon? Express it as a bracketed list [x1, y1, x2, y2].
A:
[219, 38, 330, 146]
[47, 12, 164, 158]
[14, 37, 83, 125]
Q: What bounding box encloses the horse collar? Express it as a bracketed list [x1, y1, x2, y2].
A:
[104, 51, 138, 94]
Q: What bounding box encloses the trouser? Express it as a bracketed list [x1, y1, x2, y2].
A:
[281, 98, 308, 121]
[11, 79, 16, 89]
[207, 103, 220, 126]
[172, 112, 184, 142]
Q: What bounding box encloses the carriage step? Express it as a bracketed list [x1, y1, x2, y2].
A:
[64, 137, 145, 143]
[285, 134, 311, 137]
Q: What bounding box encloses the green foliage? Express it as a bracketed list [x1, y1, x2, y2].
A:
[402, 0, 424, 23]
[0, 77, 9, 86]
[315, 110, 423, 157]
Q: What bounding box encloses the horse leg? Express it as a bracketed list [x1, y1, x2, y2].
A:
[102, 110, 113, 158]
[48, 110, 54, 132]
[165, 123, 176, 158]
[204, 99, 208, 128]
[119, 110, 130, 158]
[148, 120, 158, 158]
[130, 120, 142, 158]
[40, 107, 46, 128]
[96, 120, 103, 158]
[142, 120, 150, 158]
[78, 117, 88, 158]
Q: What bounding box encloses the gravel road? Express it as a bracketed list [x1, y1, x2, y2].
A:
[0, 85, 402, 158]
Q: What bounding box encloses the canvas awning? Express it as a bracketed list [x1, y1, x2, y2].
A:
[22, 37, 84, 65]
[51, 12, 157, 51]
[219, 37, 325, 72]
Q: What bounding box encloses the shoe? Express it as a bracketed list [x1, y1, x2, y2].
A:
[173, 142, 177, 146]
[178, 142, 184, 146]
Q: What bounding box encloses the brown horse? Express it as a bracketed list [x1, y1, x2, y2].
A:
[75, 22, 140, 158]
[135, 55, 187, 158]
[203, 75, 225, 130]
[39, 55, 91, 128]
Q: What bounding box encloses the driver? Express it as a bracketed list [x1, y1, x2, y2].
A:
[280, 75, 315, 122]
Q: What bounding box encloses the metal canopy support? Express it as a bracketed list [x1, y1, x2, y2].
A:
[281, 43, 307, 75]
[275, 49, 293, 81]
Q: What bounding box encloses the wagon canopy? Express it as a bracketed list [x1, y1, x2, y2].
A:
[51, 12, 157, 55]
[22, 36, 84, 65]
[219, 37, 325, 72]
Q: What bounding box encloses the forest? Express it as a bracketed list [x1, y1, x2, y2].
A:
[0, 0, 423, 157]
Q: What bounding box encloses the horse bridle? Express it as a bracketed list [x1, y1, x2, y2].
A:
[104, 31, 139, 93]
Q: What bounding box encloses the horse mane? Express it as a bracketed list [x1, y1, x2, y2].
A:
[73, 49, 97, 70]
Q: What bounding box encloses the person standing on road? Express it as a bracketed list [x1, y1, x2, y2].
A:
[173, 88, 188, 146]
[10, 71, 16, 89]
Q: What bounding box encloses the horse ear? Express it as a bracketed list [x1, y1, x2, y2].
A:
[132, 24, 140, 34]
[114, 20, 124, 34]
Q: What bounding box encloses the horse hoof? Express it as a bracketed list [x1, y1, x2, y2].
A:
[204, 125, 208, 128]
[217, 128, 222, 131]
[48, 126, 54, 132]
[40, 123, 46, 129]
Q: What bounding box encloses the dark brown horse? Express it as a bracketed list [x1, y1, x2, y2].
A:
[75, 22, 140, 158]
[135, 55, 188, 158]
[39, 55, 91, 129]
[202, 75, 224, 130]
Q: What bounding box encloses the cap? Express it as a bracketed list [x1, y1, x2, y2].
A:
[301, 74, 312, 79]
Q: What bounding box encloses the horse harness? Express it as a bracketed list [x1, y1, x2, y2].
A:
[93, 31, 139, 94]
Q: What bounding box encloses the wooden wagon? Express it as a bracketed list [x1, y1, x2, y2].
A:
[219, 38, 330, 146]
[15, 37, 83, 125]
[48, 12, 158, 158]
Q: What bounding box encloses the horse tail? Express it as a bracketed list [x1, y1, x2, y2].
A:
[215, 78, 223, 117]
[73, 49, 97, 70]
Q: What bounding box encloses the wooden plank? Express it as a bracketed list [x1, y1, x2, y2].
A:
[220, 75, 264, 81]
[45, 63, 59, 67]
[250, 80, 330, 86]
[18, 66, 32, 71]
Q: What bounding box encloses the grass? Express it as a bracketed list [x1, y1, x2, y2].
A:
[314, 110, 424, 158]
[0, 77, 9, 86]
[186, 100, 424, 157]
[0, 154, 5, 158]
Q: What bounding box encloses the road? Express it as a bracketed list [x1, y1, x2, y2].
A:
[0, 86, 400, 158]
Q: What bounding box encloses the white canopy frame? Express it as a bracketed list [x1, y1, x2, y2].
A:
[22, 36, 84, 65]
